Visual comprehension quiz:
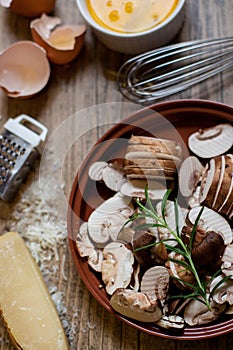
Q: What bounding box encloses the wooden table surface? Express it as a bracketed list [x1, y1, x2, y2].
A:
[0, 1, 233, 349]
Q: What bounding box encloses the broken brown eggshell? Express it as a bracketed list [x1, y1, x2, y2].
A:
[30, 13, 86, 65]
[0, 41, 50, 98]
[0, 0, 56, 18]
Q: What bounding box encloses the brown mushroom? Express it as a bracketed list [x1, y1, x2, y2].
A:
[191, 231, 225, 273]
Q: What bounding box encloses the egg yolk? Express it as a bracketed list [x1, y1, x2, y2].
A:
[87, 0, 179, 33]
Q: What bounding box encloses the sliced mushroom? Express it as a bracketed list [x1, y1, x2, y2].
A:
[120, 179, 168, 200]
[217, 154, 233, 215]
[165, 251, 196, 291]
[199, 155, 233, 215]
[132, 231, 156, 267]
[140, 266, 170, 305]
[128, 135, 183, 159]
[88, 161, 108, 181]
[124, 157, 177, 170]
[210, 275, 233, 305]
[117, 226, 135, 244]
[191, 231, 225, 273]
[199, 156, 223, 208]
[156, 200, 186, 246]
[188, 123, 233, 158]
[87, 193, 134, 247]
[101, 241, 134, 295]
[102, 163, 126, 192]
[178, 156, 204, 197]
[155, 315, 185, 330]
[76, 222, 103, 272]
[184, 297, 225, 326]
[188, 206, 233, 244]
[110, 288, 162, 322]
[221, 244, 233, 279]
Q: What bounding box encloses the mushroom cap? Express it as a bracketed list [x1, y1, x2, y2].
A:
[188, 206, 233, 244]
[88, 161, 108, 181]
[87, 193, 134, 247]
[156, 200, 186, 246]
[155, 315, 185, 330]
[184, 297, 225, 326]
[120, 179, 168, 200]
[140, 266, 170, 304]
[110, 288, 162, 322]
[210, 275, 233, 305]
[178, 156, 204, 198]
[101, 242, 134, 295]
[102, 163, 127, 192]
[188, 123, 233, 158]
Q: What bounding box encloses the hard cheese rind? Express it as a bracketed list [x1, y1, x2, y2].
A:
[0, 232, 69, 350]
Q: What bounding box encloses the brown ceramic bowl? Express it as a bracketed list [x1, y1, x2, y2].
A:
[68, 99, 233, 340]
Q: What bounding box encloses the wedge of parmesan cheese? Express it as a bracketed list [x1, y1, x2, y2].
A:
[0, 232, 69, 350]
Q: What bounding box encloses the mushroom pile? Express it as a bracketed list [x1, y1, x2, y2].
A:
[76, 124, 233, 331]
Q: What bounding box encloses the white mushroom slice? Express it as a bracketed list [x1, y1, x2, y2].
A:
[102, 163, 126, 192]
[76, 222, 95, 257]
[188, 185, 201, 208]
[188, 123, 233, 158]
[101, 242, 134, 295]
[212, 155, 230, 209]
[88, 193, 134, 247]
[110, 289, 162, 322]
[155, 315, 185, 330]
[188, 206, 232, 244]
[210, 275, 233, 305]
[140, 266, 170, 305]
[76, 222, 103, 272]
[184, 297, 225, 326]
[221, 244, 233, 279]
[88, 161, 108, 181]
[178, 156, 204, 197]
[88, 249, 103, 272]
[156, 200, 186, 246]
[120, 179, 167, 200]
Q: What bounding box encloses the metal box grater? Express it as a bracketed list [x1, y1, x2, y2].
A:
[0, 114, 48, 202]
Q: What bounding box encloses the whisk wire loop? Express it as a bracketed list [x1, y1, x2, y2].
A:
[117, 37, 233, 103]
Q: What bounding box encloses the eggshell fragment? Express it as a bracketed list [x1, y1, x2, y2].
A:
[30, 13, 86, 65]
[0, 0, 56, 18]
[0, 41, 50, 98]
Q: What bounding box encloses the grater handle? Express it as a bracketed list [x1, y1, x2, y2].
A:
[4, 114, 48, 148]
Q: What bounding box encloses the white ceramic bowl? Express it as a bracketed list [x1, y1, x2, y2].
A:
[76, 0, 186, 54]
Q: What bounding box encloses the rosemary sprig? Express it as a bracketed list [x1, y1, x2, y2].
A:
[129, 187, 228, 310]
